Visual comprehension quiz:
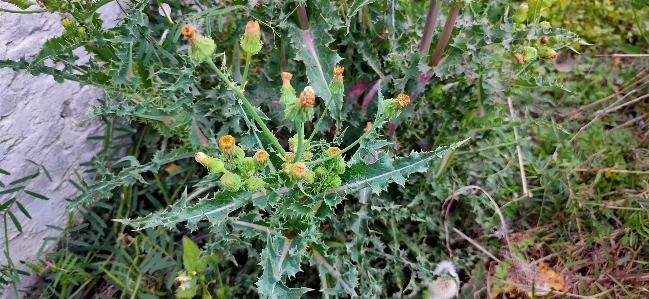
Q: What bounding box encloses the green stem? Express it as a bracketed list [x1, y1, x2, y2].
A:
[152, 172, 170, 205]
[429, 4, 460, 67]
[4, 214, 19, 299]
[154, 0, 174, 26]
[206, 59, 286, 156]
[632, 6, 649, 46]
[305, 117, 384, 166]
[295, 121, 305, 160]
[306, 95, 336, 144]
[0, 7, 45, 13]
[241, 52, 251, 88]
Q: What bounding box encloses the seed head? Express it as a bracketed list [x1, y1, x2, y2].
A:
[428, 260, 459, 299]
[218, 135, 236, 152]
[396, 93, 410, 108]
[299, 86, 316, 107]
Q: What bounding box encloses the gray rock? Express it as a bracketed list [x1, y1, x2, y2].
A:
[0, 2, 121, 297]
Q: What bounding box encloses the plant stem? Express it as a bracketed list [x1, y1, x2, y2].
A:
[155, 0, 174, 26]
[305, 117, 384, 166]
[4, 213, 20, 299]
[429, 4, 460, 67]
[419, 0, 441, 57]
[0, 7, 45, 13]
[152, 172, 170, 205]
[206, 59, 286, 156]
[280, 34, 287, 72]
[295, 121, 305, 161]
[297, 3, 309, 30]
[306, 95, 337, 144]
[241, 52, 252, 88]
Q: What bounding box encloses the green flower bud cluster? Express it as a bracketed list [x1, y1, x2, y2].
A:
[381, 94, 410, 119]
[195, 135, 270, 192]
[513, 44, 557, 64]
[61, 18, 88, 42]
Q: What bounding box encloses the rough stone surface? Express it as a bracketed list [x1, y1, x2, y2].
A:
[0, 3, 120, 297]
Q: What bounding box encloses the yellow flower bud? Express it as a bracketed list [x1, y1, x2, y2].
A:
[218, 135, 236, 152]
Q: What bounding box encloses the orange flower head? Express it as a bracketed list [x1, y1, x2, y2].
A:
[218, 135, 236, 151]
[281, 72, 293, 85]
[291, 162, 307, 178]
[181, 24, 197, 40]
[299, 86, 316, 107]
[254, 150, 269, 164]
[396, 94, 410, 108]
[327, 147, 341, 156]
[333, 65, 344, 76]
[514, 53, 525, 64]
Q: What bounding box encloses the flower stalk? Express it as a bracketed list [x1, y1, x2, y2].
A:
[429, 4, 460, 67]
[419, 0, 441, 57]
[206, 59, 286, 156]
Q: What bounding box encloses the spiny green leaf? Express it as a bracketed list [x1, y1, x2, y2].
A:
[67, 148, 193, 210]
[256, 254, 311, 299]
[345, 0, 378, 34]
[330, 139, 470, 196]
[115, 191, 250, 230]
[31, 36, 85, 66]
[287, 23, 342, 122]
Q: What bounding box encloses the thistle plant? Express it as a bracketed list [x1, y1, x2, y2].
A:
[107, 17, 469, 297]
[0, 0, 590, 297]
